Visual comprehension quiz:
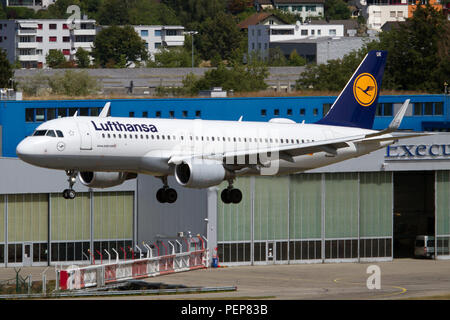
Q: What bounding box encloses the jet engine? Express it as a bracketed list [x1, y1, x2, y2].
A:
[78, 172, 137, 188]
[174, 159, 227, 188]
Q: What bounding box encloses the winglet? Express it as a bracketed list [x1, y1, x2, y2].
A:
[99, 102, 111, 118]
[387, 99, 410, 132]
[73, 110, 78, 117]
[365, 99, 410, 138]
[238, 115, 243, 122]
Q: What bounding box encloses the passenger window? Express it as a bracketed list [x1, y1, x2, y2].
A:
[56, 130, 64, 137]
[102, 133, 105, 138]
[113, 134, 116, 138]
[119, 134, 122, 138]
[46, 130, 56, 137]
[107, 134, 111, 138]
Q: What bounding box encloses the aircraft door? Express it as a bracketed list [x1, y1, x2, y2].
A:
[77, 122, 93, 150]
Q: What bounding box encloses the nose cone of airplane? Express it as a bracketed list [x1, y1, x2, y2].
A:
[16, 138, 31, 160]
[16, 138, 41, 165]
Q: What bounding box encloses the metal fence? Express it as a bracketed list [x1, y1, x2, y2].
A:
[57, 236, 209, 291]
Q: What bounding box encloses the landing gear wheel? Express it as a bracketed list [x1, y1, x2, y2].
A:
[68, 189, 76, 199]
[156, 187, 178, 204]
[221, 188, 242, 204]
[62, 189, 76, 200]
[156, 188, 167, 203]
[63, 170, 78, 200]
[165, 188, 178, 204]
[230, 188, 242, 204]
[221, 189, 231, 204]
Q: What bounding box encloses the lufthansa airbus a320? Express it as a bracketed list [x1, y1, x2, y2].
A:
[16, 51, 425, 204]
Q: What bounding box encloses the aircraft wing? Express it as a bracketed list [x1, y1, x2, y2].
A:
[168, 134, 366, 165]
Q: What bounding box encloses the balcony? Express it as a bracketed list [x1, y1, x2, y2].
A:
[73, 42, 94, 50]
[17, 42, 37, 49]
[162, 35, 185, 46]
[18, 55, 39, 61]
[17, 29, 37, 35]
[71, 28, 96, 36]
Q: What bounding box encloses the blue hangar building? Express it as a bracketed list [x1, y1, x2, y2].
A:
[0, 94, 449, 267]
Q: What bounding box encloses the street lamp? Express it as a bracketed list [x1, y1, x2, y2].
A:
[185, 31, 198, 68]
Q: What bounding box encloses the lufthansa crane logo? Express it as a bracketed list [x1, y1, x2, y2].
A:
[353, 73, 377, 107]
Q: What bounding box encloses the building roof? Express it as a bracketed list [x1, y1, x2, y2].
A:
[237, 12, 289, 29]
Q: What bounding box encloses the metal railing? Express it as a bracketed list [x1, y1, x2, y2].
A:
[57, 236, 209, 291]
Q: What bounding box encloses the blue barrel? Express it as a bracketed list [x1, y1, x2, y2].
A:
[212, 257, 218, 268]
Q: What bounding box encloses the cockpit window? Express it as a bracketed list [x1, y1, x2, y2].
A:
[46, 130, 56, 137]
[56, 130, 64, 137]
[33, 130, 47, 136]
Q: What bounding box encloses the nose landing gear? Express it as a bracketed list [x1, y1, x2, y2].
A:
[156, 176, 177, 204]
[63, 170, 77, 199]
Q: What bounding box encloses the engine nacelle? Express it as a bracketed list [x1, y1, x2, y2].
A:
[174, 159, 226, 188]
[78, 172, 137, 188]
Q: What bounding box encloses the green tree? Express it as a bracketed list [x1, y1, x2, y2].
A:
[297, 4, 450, 93]
[227, 0, 253, 14]
[128, 0, 180, 25]
[97, 0, 130, 25]
[0, 5, 7, 19]
[46, 49, 66, 68]
[161, 0, 226, 27]
[75, 47, 91, 68]
[324, 0, 352, 20]
[196, 12, 243, 61]
[92, 25, 148, 68]
[48, 70, 100, 96]
[289, 50, 307, 66]
[184, 57, 268, 94]
[148, 47, 197, 68]
[376, 4, 450, 91]
[0, 49, 14, 88]
[268, 47, 288, 66]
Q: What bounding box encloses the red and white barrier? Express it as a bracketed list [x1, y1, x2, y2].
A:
[58, 248, 208, 290]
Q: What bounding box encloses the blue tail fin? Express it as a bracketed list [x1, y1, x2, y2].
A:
[316, 50, 387, 129]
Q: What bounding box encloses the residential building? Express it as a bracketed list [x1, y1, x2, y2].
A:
[249, 22, 345, 60]
[133, 25, 185, 60]
[3, 0, 56, 10]
[0, 19, 96, 68]
[367, 2, 409, 31]
[237, 12, 289, 30]
[407, 0, 443, 17]
[255, 0, 325, 22]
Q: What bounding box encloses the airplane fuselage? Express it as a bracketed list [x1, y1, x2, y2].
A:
[17, 116, 393, 177]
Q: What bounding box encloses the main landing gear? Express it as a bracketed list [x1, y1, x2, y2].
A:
[63, 170, 77, 200]
[156, 176, 177, 204]
[221, 180, 242, 204]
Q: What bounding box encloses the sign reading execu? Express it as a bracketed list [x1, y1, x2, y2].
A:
[386, 144, 450, 160]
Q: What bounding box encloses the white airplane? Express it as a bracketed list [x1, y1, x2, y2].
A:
[16, 50, 424, 204]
